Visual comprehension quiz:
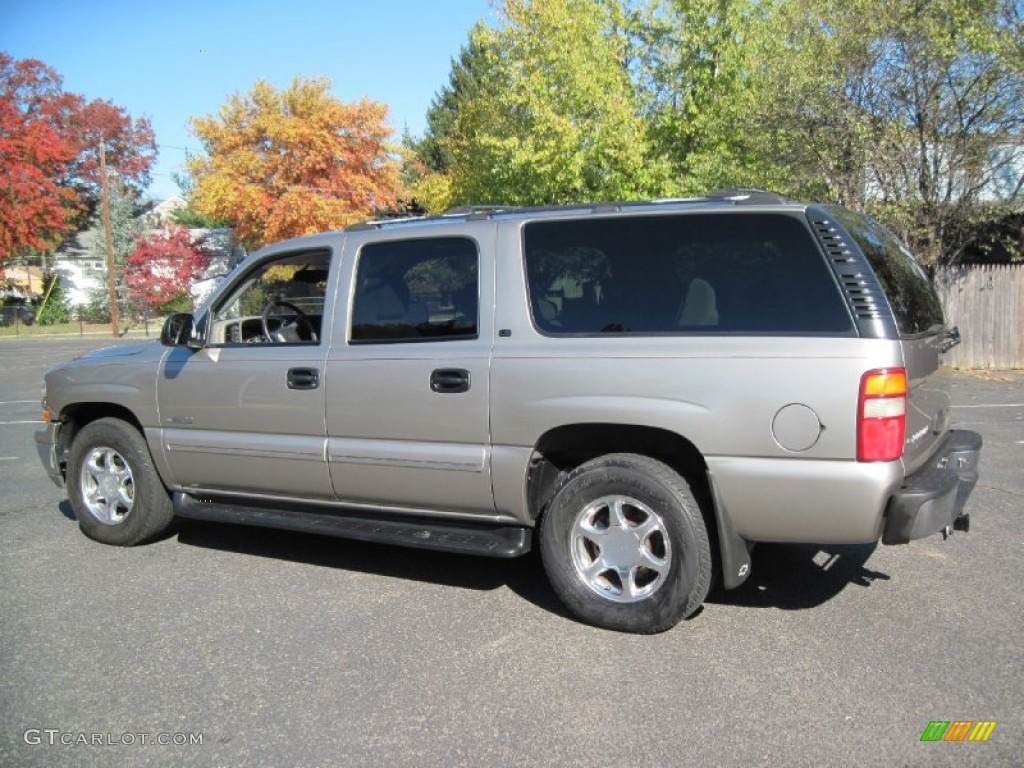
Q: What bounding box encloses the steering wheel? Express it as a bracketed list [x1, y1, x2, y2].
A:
[261, 300, 317, 343]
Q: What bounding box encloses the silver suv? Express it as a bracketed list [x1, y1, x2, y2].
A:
[36, 190, 982, 633]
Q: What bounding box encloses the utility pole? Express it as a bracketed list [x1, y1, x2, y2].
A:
[99, 141, 120, 337]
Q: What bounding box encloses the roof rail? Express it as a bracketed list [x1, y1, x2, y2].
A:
[705, 187, 793, 204]
[346, 214, 427, 232]
[442, 204, 522, 218]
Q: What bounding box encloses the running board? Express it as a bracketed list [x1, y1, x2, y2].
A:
[173, 492, 531, 558]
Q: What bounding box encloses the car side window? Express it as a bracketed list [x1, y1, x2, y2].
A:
[524, 213, 853, 335]
[829, 208, 945, 336]
[208, 249, 330, 345]
[350, 237, 479, 343]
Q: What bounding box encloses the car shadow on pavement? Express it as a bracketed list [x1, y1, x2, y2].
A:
[59, 499, 75, 521]
[173, 520, 890, 619]
[62, 504, 888, 619]
[175, 518, 536, 589]
[709, 542, 890, 610]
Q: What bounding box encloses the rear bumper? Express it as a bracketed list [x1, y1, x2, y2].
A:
[882, 430, 982, 544]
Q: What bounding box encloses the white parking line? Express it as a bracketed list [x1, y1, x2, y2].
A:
[0, 400, 39, 405]
[952, 403, 1024, 408]
[0, 456, 19, 461]
[0, 420, 44, 425]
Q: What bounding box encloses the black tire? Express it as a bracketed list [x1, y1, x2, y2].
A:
[67, 417, 175, 546]
[539, 453, 712, 633]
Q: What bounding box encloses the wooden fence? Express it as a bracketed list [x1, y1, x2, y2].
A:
[935, 264, 1024, 369]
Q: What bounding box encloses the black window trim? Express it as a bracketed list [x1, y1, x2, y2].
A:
[520, 211, 858, 339]
[348, 234, 482, 346]
[202, 246, 334, 348]
[823, 206, 945, 339]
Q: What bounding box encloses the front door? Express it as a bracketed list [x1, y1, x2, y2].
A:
[157, 246, 336, 500]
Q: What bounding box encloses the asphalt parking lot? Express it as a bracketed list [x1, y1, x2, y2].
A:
[1, 336, 1021, 767]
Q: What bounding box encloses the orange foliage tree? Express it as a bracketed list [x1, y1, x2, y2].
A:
[188, 77, 403, 249]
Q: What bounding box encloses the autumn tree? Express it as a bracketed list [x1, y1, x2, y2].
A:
[0, 54, 80, 257]
[170, 158, 225, 228]
[0, 53, 158, 264]
[188, 77, 403, 249]
[439, 0, 670, 207]
[125, 225, 211, 313]
[67, 98, 157, 225]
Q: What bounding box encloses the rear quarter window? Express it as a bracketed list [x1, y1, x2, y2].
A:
[523, 212, 853, 335]
[829, 209, 944, 336]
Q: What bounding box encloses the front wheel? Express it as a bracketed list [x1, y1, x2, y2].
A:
[67, 417, 175, 546]
[539, 453, 712, 633]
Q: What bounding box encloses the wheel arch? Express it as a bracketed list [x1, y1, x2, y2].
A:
[525, 422, 753, 592]
[526, 423, 711, 521]
[56, 403, 146, 482]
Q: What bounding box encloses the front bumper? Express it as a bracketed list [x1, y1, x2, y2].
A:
[34, 421, 65, 489]
[882, 429, 982, 544]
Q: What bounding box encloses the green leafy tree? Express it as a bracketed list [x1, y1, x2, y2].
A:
[627, 0, 1022, 263]
[729, 0, 1024, 264]
[412, 31, 494, 175]
[87, 185, 142, 318]
[33, 272, 70, 325]
[404, 30, 497, 212]
[630, 0, 766, 194]
[442, 0, 671, 207]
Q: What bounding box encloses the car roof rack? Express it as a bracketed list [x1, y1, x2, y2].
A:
[705, 187, 793, 204]
[442, 204, 523, 217]
[346, 191, 793, 232]
[347, 205, 525, 231]
[345, 214, 428, 232]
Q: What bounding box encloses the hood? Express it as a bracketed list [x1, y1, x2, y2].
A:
[74, 340, 161, 361]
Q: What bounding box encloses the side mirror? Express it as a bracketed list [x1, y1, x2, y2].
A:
[160, 313, 202, 349]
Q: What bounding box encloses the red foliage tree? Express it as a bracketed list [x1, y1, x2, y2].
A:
[68, 98, 157, 213]
[0, 54, 80, 255]
[0, 53, 158, 262]
[125, 226, 211, 313]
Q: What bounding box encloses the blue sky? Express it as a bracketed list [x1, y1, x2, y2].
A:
[1, 0, 495, 199]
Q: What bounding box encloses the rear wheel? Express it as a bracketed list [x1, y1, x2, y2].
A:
[539, 453, 712, 633]
[68, 418, 175, 546]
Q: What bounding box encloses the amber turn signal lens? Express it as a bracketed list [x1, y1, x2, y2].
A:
[862, 370, 907, 397]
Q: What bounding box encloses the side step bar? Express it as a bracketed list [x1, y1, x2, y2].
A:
[173, 492, 531, 558]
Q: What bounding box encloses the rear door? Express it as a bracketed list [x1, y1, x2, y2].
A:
[833, 212, 951, 471]
[323, 226, 496, 515]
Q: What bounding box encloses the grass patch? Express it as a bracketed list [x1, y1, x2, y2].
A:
[0, 320, 163, 339]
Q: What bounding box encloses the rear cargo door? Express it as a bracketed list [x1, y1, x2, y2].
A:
[838, 213, 952, 471]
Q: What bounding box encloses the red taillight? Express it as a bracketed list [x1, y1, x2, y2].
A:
[858, 368, 906, 462]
